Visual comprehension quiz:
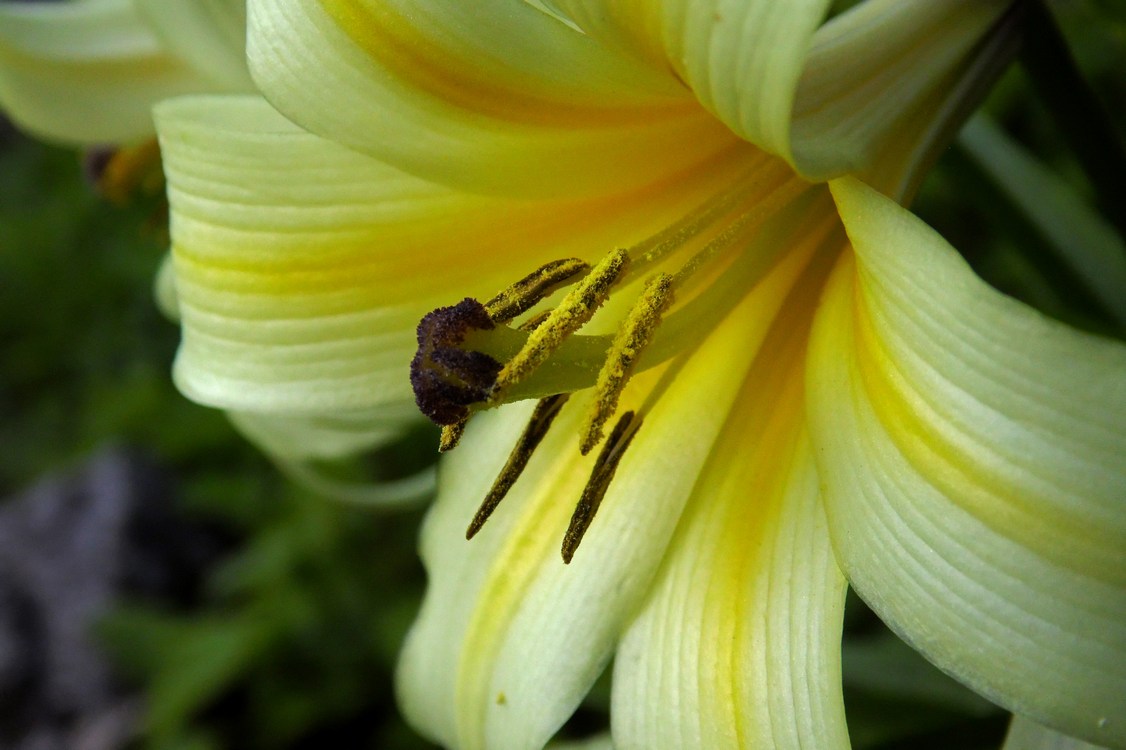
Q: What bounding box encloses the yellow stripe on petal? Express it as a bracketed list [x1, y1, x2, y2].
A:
[612, 241, 848, 750]
[157, 94, 769, 416]
[246, 0, 737, 197]
[808, 177, 1126, 747]
[553, 0, 1012, 190]
[552, 0, 831, 164]
[396, 237, 824, 750]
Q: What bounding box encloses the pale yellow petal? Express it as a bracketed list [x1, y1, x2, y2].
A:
[550, 0, 831, 164]
[0, 0, 216, 144]
[246, 0, 736, 197]
[156, 94, 767, 416]
[396, 236, 825, 750]
[227, 407, 419, 462]
[552, 0, 1010, 188]
[808, 177, 1126, 747]
[791, 0, 1011, 186]
[612, 246, 848, 750]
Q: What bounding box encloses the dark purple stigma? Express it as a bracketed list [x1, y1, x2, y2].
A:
[410, 298, 502, 425]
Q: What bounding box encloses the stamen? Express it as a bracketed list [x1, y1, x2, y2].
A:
[491, 249, 629, 401]
[484, 258, 591, 323]
[84, 139, 164, 204]
[562, 411, 640, 564]
[629, 165, 777, 270]
[411, 168, 821, 436]
[439, 421, 467, 453]
[580, 273, 674, 454]
[466, 394, 570, 539]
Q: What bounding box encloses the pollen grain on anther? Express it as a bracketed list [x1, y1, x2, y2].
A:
[562, 410, 641, 564]
[439, 420, 468, 452]
[493, 249, 629, 400]
[484, 257, 591, 324]
[581, 272, 674, 455]
[466, 393, 570, 540]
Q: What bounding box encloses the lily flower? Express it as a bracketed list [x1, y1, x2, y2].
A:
[0, 0, 433, 499]
[146, 0, 1125, 747]
[0, 0, 251, 246]
[0, 0, 251, 146]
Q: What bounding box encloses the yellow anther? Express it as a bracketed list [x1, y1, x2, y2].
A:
[96, 139, 164, 205]
[465, 394, 570, 539]
[492, 249, 629, 401]
[580, 273, 674, 455]
[439, 421, 467, 453]
[484, 258, 591, 324]
[562, 410, 640, 564]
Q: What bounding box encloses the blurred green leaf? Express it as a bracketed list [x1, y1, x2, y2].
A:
[959, 115, 1126, 328]
[98, 607, 274, 739]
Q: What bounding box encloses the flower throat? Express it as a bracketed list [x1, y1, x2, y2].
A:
[410, 157, 822, 562]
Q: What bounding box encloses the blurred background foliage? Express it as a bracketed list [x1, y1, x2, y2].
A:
[0, 1, 1123, 748]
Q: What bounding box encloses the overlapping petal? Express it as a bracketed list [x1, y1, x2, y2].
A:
[550, 0, 831, 164]
[135, 0, 254, 92]
[611, 247, 848, 750]
[396, 241, 823, 750]
[808, 178, 1126, 746]
[0, 0, 219, 144]
[155, 94, 763, 416]
[245, 0, 738, 197]
[791, 0, 1012, 186]
[520, 0, 1011, 187]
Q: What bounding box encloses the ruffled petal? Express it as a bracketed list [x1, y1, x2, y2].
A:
[552, 0, 831, 164]
[134, 0, 254, 92]
[396, 243, 822, 750]
[0, 0, 217, 144]
[552, 0, 1010, 186]
[611, 250, 848, 750]
[791, 0, 1011, 185]
[808, 178, 1126, 746]
[156, 94, 765, 416]
[246, 0, 736, 197]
